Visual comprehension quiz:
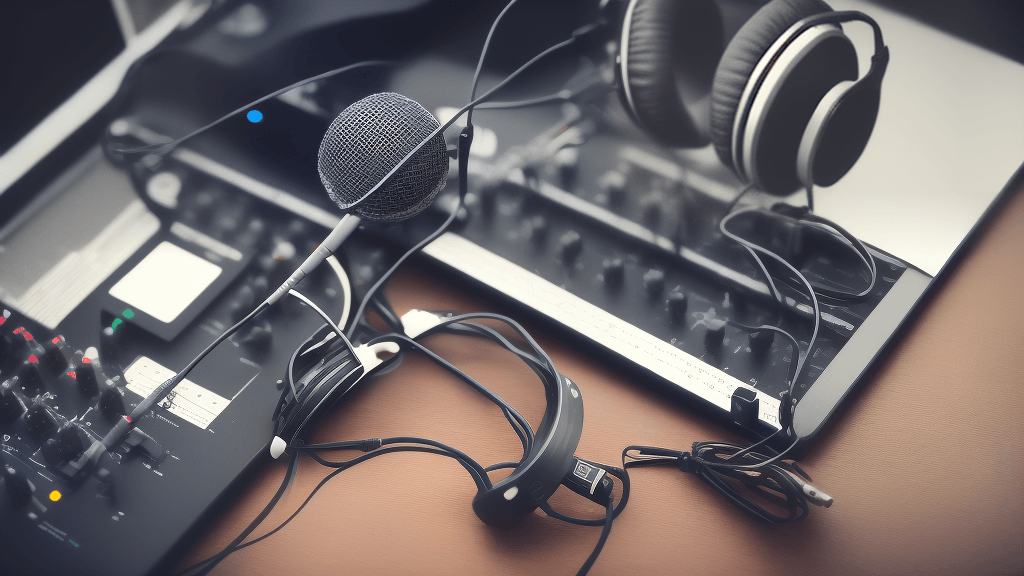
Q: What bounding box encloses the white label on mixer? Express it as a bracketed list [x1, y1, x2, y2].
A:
[123, 356, 229, 429]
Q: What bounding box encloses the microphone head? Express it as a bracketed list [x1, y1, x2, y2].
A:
[318, 92, 449, 222]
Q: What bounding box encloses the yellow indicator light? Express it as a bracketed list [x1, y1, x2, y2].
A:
[49, 490, 62, 502]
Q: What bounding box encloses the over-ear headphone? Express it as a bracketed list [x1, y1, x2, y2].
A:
[269, 313, 596, 527]
[613, 0, 889, 195]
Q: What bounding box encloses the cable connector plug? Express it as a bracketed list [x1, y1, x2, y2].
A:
[562, 457, 614, 506]
[788, 473, 833, 508]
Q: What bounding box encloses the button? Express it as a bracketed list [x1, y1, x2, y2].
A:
[667, 291, 688, 322]
[704, 320, 726, 352]
[502, 486, 519, 501]
[602, 258, 624, 288]
[147, 171, 182, 209]
[559, 231, 583, 265]
[749, 329, 775, 355]
[643, 269, 665, 297]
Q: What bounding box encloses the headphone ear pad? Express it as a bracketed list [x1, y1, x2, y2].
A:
[619, 0, 723, 147]
[797, 79, 882, 187]
[710, 0, 832, 169]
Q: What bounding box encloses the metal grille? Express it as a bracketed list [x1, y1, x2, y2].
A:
[317, 92, 449, 222]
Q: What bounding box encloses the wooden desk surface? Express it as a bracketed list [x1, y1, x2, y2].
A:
[181, 183, 1023, 576]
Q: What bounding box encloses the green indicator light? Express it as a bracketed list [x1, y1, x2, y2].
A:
[122, 309, 135, 320]
[69, 540, 80, 548]
[110, 318, 123, 332]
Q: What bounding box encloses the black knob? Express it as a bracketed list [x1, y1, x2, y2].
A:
[57, 425, 85, 461]
[72, 356, 100, 398]
[641, 195, 662, 227]
[667, 291, 688, 322]
[17, 359, 45, 394]
[99, 389, 127, 422]
[1, 462, 33, 508]
[559, 231, 583, 265]
[602, 258, 624, 288]
[9, 327, 37, 357]
[553, 148, 579, 188]
[528, 215, 548, 244]
[643, 269, 665, 298]
[749, 329, 775, 355]
[704, 320, 726, 352]
[0, 384, 25, 424]
[42, 335, 74, 377]
[24, 405, 57, 440]
[598, 171, 627, 206]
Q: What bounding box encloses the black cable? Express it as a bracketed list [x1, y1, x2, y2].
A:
[345, 26, 596, 341]
[297, 437, 492, 492]
[622, 442, 828, 526]
[179, 444, 488, 575]
[378, 334, 535, 453]
[177, 450, 301, 576]
[576, 499, 614, 576]
[112, 60, 395, 157]
[126, 301, 268, 430]
[467, 0, 521, 126]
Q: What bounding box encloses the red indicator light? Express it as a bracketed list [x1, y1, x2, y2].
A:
[28, 355, 39, 364]
[52, 336, 61, 344]
[14, 327, 24, 334]
[67, 371, 77, 379]
[0, 318, 5, 326]
[82, 357, 92, 364]
[23, 332, 33, 341]
[125, 416, 132, 423]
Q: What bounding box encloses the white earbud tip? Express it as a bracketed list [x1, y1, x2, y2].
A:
[270, 436, 287, 459]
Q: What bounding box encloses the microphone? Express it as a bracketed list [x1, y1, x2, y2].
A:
[265, 92, 449, 305]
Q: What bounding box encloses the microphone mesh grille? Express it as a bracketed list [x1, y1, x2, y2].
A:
[318, 92, 449, 222]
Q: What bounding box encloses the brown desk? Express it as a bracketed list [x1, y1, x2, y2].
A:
[181, 183, 1023, 575]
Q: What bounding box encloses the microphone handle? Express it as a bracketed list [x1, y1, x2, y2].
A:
[265, 214, 362, 306]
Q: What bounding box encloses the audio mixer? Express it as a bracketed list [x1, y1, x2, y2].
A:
[0, 2, 940, 574]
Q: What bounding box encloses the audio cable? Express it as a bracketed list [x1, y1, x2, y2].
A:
[621, 441, 832, 525]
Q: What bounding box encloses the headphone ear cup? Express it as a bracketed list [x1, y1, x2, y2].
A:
[618, 0, 723, 147]
[710, 0, 832, 170]
[797, 78, 882, 188]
